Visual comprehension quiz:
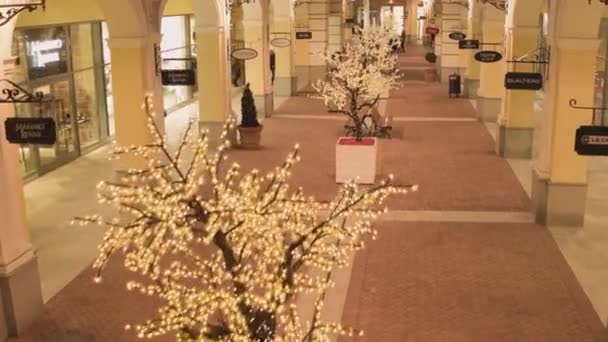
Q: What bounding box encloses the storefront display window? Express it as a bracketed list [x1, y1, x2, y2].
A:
[161, 15, 191, 111]
[101, 22, 114, 136]
[12, 22, 109, 179]
[74, 69, 101, 148]
[595, 18, 608, 126]
[22, 27, 69, 80]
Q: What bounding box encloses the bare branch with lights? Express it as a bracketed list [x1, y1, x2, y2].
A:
[74, 96, 417, 341]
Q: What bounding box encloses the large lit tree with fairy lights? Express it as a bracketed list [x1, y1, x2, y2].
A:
[74, 97, 417, 341]
[314, 22, 401, 140]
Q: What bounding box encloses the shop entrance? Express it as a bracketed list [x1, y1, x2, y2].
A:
[15, 78, 80, 176]
[12, 22, 110, 180]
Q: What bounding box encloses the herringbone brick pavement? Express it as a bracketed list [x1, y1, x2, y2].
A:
[340, 222, 608, 342]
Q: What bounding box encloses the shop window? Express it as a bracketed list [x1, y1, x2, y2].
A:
[70, 23, 95, 71]
[22, 26, 69, 80]
[161, 16, 191, 112]
[74, 69, 101, 148]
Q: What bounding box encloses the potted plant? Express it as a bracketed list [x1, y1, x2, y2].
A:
[238, 83, 263, 149]
[424, 52, 437, 82]
[314, 23, 401, 184]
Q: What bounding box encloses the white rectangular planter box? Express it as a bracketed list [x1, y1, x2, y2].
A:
[335, 137, 378, 184]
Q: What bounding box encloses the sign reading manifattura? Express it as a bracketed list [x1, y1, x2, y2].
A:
[448, 32, 466, 41]
[231, 48, 258, 60]
[474, 50, 503, 63]
[270, 38, 291, 48]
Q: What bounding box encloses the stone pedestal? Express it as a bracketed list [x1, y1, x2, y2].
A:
[531, 170, 588, 227]
[463, 78, 480, 98]
[274, 76, 297, 96]
[476, 97, 501, 122]
[0, 256, 44, 340]
[496, 126, 534, 159]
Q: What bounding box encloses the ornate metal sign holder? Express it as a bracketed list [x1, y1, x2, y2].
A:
[0, 0, 46, 26]
[570, 98, 608, 126]
[0, 79, 48, 108]
[506, 47, 550, 74]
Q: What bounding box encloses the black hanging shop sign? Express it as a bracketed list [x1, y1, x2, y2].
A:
[1, 79, 56, 145]
[458, 39, 479, 49]
[449, 32, 466, 41]
[161, 58, 197, 86]
[504, 72, 543, 90]
[474, 50, 503, 63]
[296, 31, 312, 40]
[161, 69, 196, 86]
[574, 126, 608, 156]
[570, 99, 608, 156]
[4, 117, 56, 145]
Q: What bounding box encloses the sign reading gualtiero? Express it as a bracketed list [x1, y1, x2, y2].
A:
[161, 69, 196, 86]
[425, 27, 439, 35]
[504, 72, 543, 90]
[474, 50, 503, 63]
[575, 126, 608, 156]
[5, 117, 56, 145]
[458, 39, 480, 49]
[448, 32, 466, 41]
[296, 31, 312, 40]
[231, 48, 258, 60]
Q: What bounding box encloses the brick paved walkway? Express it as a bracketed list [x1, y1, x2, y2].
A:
[10, 43, 606, 342]
[340, 222, 607, 342]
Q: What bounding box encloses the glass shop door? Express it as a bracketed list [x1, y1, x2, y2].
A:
[31, 79, 80, 173]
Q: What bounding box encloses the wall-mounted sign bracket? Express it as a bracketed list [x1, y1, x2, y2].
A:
[479, 0, 507, 13]
[569, 98, 608, 126]
[506, 47, 550, 72]
[0, 79, 48, 107]
[0, 0, 45, 27]
[439, 1, 469, 9]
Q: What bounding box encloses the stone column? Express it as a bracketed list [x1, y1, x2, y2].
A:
[243, 19, 273, 118]
[496, 26, 539, 159]
[463, 2, 481, 98]
[438, 3, 467, 83]
[363, 0, 370, 28]
[195, 25, 232, 129]
[405, 0, 416, 43]
[532, 38, 599, 227]
[107, 34, 165, 170]
[0, 21, 43, 340]
[476, 6, 505, 122]
[273, 16, 297, 96]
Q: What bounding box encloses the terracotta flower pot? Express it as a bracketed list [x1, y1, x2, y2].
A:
[238, 125, 263, 149]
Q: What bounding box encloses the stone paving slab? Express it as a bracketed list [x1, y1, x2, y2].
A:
[340, 221, 607, 342]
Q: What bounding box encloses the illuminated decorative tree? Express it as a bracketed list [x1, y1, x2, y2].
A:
[74, 97, 417, 341]
[313, 23, 401, 140]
